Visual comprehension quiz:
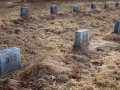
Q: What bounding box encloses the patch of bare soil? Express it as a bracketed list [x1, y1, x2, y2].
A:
[0, 1, 120, 90]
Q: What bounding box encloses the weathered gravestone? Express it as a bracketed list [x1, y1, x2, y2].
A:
[75, 29, 90, 46]
[73, 7, 79, 13]
[114, 20, 120, 34]
[21, 7, 30, 17]
[104, 3, 109, 9]
[115, 2, 119, 7]
[50, 5, 58, 14]
[91, 3, 96, 9]
[0, 47, 21, 76]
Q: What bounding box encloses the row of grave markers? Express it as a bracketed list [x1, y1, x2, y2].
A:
[1, 20, 120, 76]
[21, 2, 120, 16]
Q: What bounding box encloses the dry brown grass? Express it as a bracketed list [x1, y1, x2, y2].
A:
[0, 1, 120, 90]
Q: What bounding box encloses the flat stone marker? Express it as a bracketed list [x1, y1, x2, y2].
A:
[75, 29, 90, 46]
[21, 7, 30, 17]
[91, 3, 96, 9]
[73, 7, 79, 13]
[50, 5, 57, 14]
[114, 20, 120, 34]
[115, 2, 119, 7]
[0, 47, 21, 76]
[104, 3, 109, 9]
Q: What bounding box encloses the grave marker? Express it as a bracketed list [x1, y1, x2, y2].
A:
[91, 3, 96, 9]
[75, 29, 90, 46]
[0, 47, 21, 76]
[115, 2, 119, 7]
[114, 20, 120, 34]
[104, 3, 109, 9]
[21, 7, 30, 17]
[73, 7, 79, 13]
[50, 5, 58, 14]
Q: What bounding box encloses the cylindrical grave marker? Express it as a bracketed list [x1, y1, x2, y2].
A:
[0, 47, 21, 76]
[21, 7, 30, 17]
[104, 3, 109, 9]
[115, 2, 119, 7]
[91, 3, 96, 9]
[50, 5, 58, 14]
[114, 20, 120, 34]
[75, 29, 90, 46]
[73, 7, 79, 13]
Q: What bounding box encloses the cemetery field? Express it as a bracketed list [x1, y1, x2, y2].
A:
[0, 1, 120, 90]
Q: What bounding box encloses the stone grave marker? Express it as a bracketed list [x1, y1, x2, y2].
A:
[21, 7, 30, 17]
[91, 3, 96, 9]
[0, 47, 21, 76]
[50, 5, 58, 14]
[75, 29, 90, 46]
[73, 7, 79, 13]
[114, 20, 120, 34]
[104, 3, 109, 9]
[115, 2, 119, 7]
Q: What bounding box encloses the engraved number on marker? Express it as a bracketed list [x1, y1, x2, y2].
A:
[6, 54, 17, 63]
[6, 57, 9, 63]
[14, 54, 17, 61]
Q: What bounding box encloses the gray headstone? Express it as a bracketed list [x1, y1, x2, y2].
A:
[115, 2, 119, 7]
[104, 3, 109, 9]
[73, 7, 79, 13]
[0, 47, 21, 76]
[114, 20, 120, 34]
[20, 7, 30, 17]
[91, 3, 96, 9]
[75, 29, 90, 45]
[50, 5, 57, 14]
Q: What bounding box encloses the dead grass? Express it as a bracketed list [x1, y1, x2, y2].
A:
[0, 1, 120, 90]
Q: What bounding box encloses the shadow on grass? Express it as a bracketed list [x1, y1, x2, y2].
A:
[72, 44, 97, 59]
[103, 33, 120, 43]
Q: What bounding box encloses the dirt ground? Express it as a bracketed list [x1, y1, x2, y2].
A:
[0, 1, 120, 90]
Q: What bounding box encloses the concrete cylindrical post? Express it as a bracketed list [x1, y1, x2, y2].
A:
[75, 29, 90, 46]
[114, 20, 120, 34]
[91, 3, 96, 9]
[50, 5, 58, 14]
[73, 7, 79, 13]
[20, 7, 30, 17]
[115, 2, 119, 7]
[104, 3, 109, 9]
